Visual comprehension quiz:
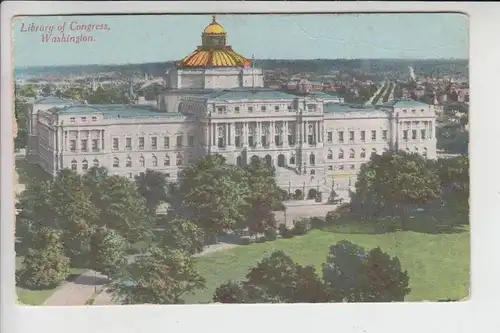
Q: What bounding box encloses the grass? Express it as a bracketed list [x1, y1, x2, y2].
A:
[15, 256, 88, 306]
[184, 212, 469, 303]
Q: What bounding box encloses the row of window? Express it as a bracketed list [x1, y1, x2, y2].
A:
[326, 147, 428, 160]
[325, 128, 431, 143]
[217, 105, 293, 114]
[111, 136, 195, 151]
[69, 116, 98, 123]
[69, 153, 186, 171]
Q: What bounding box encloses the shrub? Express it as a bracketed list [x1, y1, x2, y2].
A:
[256, 236, 267, 243]
[278, 223, 294, 239]
[310, 217, 325, 229]
[264, 228, 278, 241]
[240, 236, 252, 245]
[292, 218, 311, 235]
[325, 211, 341, 224]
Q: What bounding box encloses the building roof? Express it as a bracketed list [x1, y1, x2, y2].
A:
[203, 15, 226, 34]
[202, 89, 298, 101]
[378, 99, 430, 109]
[34, 96, 76, 105]
[53, 104, 184, 120]
[323, 103, 380, 114]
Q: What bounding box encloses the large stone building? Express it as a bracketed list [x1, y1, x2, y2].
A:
[26, 16, 437, 196]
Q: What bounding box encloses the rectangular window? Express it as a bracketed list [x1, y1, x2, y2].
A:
[138, 137, 145, 150]
[274, 106, 280, 111]
[164, 137, 170, 149]
[176, 135, 183, 148]
[91, 116, 97, 122]
[81, 117, 87, 122]
[92, 139, 99, 152]
[188, 135, 195, 147]
[113, 138, 119, 150]
[338, 131, 344, 143]
[125, 137, 132, 150]
[234, 106, 240, 113]
[360, 131, 366, 142]
[421, 129, 426, 140]
[412, 130, 417, 140]
[327, 132, 333, 143]
[70, 117, 75, 123]
[382, 130, 388, 140]
[217, 107, 223, 113]
[371, 130, 377, 141]
[350, 164, 355, 170]
[287, 105, 292, 111]
[261, 106, 266, 111]
[339, 165, 344, 171]
[80, 139, 88, 152]
[349, 131, 355, 142]
[248, 106, 253, 112]
[151, 137, 157, 150]
[70, 140, 76, 152]
[403, 130, 408, 140]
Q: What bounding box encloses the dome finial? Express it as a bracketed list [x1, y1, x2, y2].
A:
[212, 14, 217, 23]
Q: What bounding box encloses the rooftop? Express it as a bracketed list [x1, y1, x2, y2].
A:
[201, 89, 298, 101]
[323, 103, 380, 114]
[378, 99, 430, 109]
[52, 104, 185, 120]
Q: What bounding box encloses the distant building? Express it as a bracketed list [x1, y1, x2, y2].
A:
[26, 16, 438, 195]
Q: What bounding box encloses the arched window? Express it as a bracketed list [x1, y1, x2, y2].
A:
[360, 148, 366, 159]
[415, 147, 419, 154]
[338, 149, 344, 159]
[152, 155, 158, 167]
[113, 157, 119, 168]
[218, 126, 224, 137]
[349, 149, 355, 159]
[139, 156, 145, 167]
[82, 159, 88, 171]
[423, 147, 428, 157]
[289, 155, 295, 165]
[308, 124, 313, 133]
[248, 126, 254, 135]
[372, 148, 377, 155]
[164, 155, 170, 166]
[126, 156, 132, 168]
[71, 159, 77, 170]
[309, 153, 315, 165]
[93, 158, 99, 167]
[176, 153, 182, 166]
[327, 149, 333, 160]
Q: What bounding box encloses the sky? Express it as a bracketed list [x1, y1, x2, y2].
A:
[12, 13, 469, 68]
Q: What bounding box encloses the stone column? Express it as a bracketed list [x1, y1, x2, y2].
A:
[284, 121, 289, 147]
[101, 130, 105, 150]
[256, 122, 262, 147]
[316, 121, 320, 143]
[244, 122, 248, 146]
[212, 123, 216, 147]
[303, 120, 307, 145]
[270, 121, 275, 145]
[230, 122, 235, 147]
[76, 130, 80, 151]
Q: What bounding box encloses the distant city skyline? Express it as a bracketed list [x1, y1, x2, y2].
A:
[13, 13, 468, 68]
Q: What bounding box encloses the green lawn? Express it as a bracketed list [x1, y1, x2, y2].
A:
[15, 256, 88, 305]
[184, 217, 470, 303]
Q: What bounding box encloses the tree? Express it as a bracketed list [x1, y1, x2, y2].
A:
[243, 157, 283, 236]
[110, 247, 205, 304]
[51, 169, 99, 265]
[212, 281, 248, 303]
[17, 228, 70, 289]
[14, 99, 29, 149]
[359, 247, 411, 302]
[158, 215, 205, 255]
[89, 227, 129, 279]
[322, 240, 368, 302]
[41, 84, 53, 97]
[135, 169, 168, 214]
[177, 155, 250, 239]
[432, 156, 469, 218]
[353, 151, 442, 228]
[243, 250, 328, 303]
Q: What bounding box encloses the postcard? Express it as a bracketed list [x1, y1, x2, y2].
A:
[11, 12, 469, 307]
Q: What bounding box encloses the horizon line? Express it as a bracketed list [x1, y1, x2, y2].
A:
[15, 57, 470, 70]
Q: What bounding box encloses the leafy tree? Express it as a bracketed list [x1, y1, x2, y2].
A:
[158, 215, 205, 255]
[243, 250, 328, 303]
[353, 151, 442, 227]
[177, 155, 250, 239]
[110, 247, 205, 304]
[17, 228, 70, 289]
[322, 240, 368, 302]
[14, 99, 29, 149]
[432, 156, 469, 218]
[358, 247, 411, 302]
[89, 227, 129, 279]
[135, 169, 168, 214]
[41, 84, 53, 97]
[243, 157, 283, 236]
[212, 281, 248, 303]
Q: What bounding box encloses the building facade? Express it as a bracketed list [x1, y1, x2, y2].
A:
[26, 16, 437, 195]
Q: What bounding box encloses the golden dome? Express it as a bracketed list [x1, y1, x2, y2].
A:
[178, 15, 252, 69]
[204, 15, 226, 34]
[181, 48, 251, 68]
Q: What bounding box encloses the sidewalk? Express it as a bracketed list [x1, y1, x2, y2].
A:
[43, 270, 107, 306]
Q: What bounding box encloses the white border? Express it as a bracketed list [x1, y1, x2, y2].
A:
[2, 2, 498, 333]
